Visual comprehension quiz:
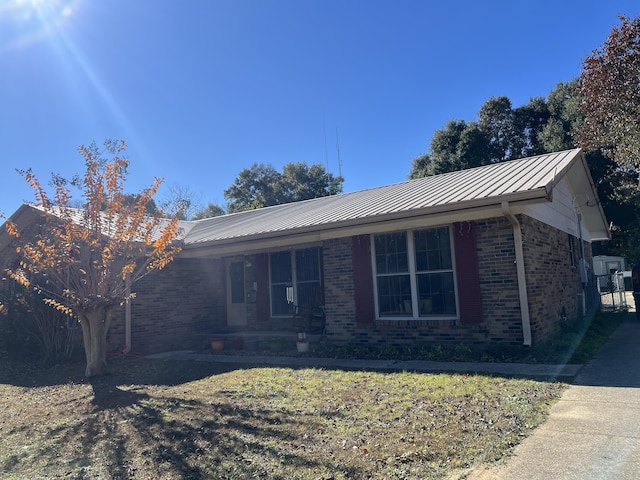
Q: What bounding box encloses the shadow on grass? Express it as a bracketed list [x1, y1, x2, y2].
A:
[0, 358, 363, 479]
[90, 378, 150, 409]
[0, 356, 250, 388]
[3, 376, 358, 479]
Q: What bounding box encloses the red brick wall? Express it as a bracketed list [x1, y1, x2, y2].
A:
[322, 233, 496, 347]
[520, 215, 592, 344]
[108, 257, 224, 354]
[321, 215, 593, 348]
[475, 217, 523, 344]
[103, 214, 595, 353]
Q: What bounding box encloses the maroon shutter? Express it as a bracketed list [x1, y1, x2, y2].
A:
[254, 253, 270, 322]
[352, 235, 375, 324]
[218, 259, 228, 325]
[453, 222, 483, 324]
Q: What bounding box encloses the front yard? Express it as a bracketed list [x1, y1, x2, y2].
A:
[0, 358, 564, 480]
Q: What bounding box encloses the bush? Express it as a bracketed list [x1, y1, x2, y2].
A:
[0, 282, 79, 363]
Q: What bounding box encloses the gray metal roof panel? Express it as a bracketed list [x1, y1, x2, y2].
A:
[183, 149, 583, 245]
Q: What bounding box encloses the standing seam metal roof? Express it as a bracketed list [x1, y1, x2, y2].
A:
[183, 149, 581, 245]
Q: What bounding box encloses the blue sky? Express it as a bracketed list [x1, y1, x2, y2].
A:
[1, 0, 639, 217]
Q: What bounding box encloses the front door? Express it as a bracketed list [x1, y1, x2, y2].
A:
[226, 259, 247, 326]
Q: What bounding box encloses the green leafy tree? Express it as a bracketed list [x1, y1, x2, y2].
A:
[409, 96, 552, 179]
[3, 140, 181, 377]
[224, 162, 343, 212]
[407, 80, 640, 263]
[539, 80, 583, 152]
[478, 96, 550, 162]
[409, 120, 490, 178]
[224, 164, 279, 213]
[192, 203, 226, 220]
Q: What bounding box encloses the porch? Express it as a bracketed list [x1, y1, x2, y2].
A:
[194, 330, 325, 354]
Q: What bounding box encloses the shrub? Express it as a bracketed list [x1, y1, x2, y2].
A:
[0, 280, 79, 363]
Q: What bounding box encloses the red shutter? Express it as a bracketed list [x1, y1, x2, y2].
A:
[218, 259, 228, 325]
[453, 222, 483, 324]
[352, 235, 375, 324]
[254, 253, 270, 322]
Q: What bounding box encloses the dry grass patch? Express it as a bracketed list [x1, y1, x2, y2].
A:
[0, 358, 565, 479]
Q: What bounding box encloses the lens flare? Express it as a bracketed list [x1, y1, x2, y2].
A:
[0, 0, 80, 52]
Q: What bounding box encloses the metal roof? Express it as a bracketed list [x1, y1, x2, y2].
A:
[2, 204, 195, 244]
[184, 148, 599, 248]
[2, 148, 608, 255]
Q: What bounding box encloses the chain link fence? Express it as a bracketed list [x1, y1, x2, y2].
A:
[597, 272, 632, 310]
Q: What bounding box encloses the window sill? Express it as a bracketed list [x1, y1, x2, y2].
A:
[375, 317, 458, 325]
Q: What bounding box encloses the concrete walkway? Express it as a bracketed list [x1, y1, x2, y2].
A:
[470, 314, 640, 480]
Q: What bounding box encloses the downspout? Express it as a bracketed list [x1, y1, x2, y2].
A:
[123, 274, 132, 354]
[576, 211, 588, 315]
[501, 201, 532, 347]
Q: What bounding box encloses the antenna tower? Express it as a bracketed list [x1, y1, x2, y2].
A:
[336, 128, 343, 178]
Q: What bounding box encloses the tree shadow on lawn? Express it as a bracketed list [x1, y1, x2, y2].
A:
[0, 356, 251, 388]
[1, 359, 361, 479]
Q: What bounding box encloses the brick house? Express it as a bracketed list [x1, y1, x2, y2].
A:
[1, 148, 610, 354]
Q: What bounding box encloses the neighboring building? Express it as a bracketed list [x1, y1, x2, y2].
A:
[593, 255, 626, 276]
[1, 148, 610, 354]
[593, 255, 629, 294]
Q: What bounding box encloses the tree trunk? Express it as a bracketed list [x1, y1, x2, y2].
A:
[79, 306, 112, 377]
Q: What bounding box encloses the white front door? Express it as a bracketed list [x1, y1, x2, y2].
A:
[226, 259, 247, 326]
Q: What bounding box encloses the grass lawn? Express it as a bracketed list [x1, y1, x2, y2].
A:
[0, 357, 565, 480]
[0, 310, 628, 479]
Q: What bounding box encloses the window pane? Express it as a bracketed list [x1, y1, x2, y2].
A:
[417, 272, 456, 315]
[229, 262, 244, 304]
[271, 284, 290, 315]
[270, 252, 291, 316]
[375, 232, 408, 274]
[270, 252, 292, 283]
[377, 274, 412, 316]
[297, 281, 321, 307]
[296, 248, 319, 282]
[414, 227, 452, 271]
[270, 248, 323, 315]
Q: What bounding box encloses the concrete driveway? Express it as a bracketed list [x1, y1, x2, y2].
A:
[469, 313, 640, 479]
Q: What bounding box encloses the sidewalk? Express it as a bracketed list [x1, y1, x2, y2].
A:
[469, 313, 640, 480]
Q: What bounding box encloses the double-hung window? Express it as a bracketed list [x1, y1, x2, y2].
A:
[373, 226, 457, 319]
[270, 247, 321, 316]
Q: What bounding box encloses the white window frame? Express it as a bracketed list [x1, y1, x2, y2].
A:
[371, 226, 459, 320]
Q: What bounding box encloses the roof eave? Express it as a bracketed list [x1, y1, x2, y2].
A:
[180, 188, 550, 257]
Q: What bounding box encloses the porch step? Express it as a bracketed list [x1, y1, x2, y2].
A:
[195, 331, 322, 353]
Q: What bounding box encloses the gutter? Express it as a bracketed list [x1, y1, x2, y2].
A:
[501, 201, 532, 347]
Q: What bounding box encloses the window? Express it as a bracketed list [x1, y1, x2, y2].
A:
[375, 232, 412, 316]
[373, 226, 457, 319]
[229, 261, 245, 304]
[270, 248, 322, 316]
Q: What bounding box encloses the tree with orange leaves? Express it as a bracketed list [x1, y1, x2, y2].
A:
[4, 140, 182, 377]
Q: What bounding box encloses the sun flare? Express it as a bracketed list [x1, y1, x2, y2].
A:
[0, 0, 80, 51]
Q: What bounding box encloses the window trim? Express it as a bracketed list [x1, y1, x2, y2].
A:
[371, 226, 459, 321]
